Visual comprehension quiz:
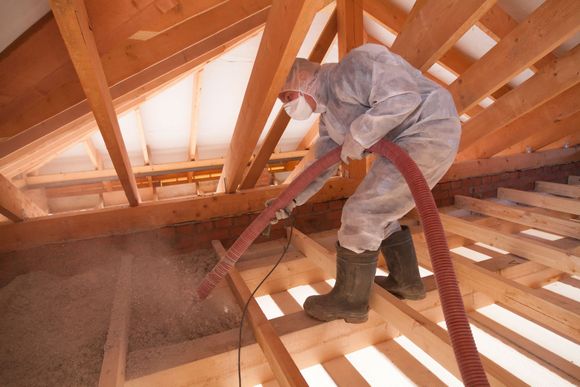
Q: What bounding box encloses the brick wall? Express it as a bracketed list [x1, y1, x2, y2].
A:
[162, 160, 579, 252]
[432, 161, 580, 207]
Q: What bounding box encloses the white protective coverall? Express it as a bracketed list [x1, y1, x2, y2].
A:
[284, 44, 461, 253]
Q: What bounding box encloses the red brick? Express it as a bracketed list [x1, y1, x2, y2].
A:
[482, 176, 493, 186]
[232, 214, 251, 226]
[194, 221, 213, 233]
[435, 182, 451, 191]
[451, 181, 462, 189]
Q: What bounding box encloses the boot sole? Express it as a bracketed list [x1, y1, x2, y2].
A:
[306, 309, 368, 324]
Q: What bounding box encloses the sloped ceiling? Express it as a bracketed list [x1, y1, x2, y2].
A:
[1, 0, 578, 179]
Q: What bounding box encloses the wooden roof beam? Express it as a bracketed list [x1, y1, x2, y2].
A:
[362, 0, 509, 110]
[390, 0, 497, 72]
[134, 108, 150, 166]
[448, 0, 580, 115]
[188, 70, 204, 161]
[0, 0, 272, 148]
[491, 85, 580, 157]
[457, 45, 580, 158]
[0, 174, 47, 222]
[51, 0, 140, 206]
[477, 4, 558, 72]
[0, 177, 355, 252]
[219, 0, 326, 193]
[238, 9, 337, 190]
[337, 0, 367, 180]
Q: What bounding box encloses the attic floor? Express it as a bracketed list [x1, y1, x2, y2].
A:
[0, 177, 579, 386]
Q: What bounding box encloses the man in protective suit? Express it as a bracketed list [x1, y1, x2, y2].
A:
[274, 43, 461, 323]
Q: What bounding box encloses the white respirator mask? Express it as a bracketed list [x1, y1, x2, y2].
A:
[283, 94, 313, 120]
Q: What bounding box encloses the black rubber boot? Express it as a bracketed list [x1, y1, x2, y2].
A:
[303, 243, 378, 323]
[375, 226, 426, 300]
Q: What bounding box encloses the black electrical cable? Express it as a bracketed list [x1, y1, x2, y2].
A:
[237, 217, 296, 387]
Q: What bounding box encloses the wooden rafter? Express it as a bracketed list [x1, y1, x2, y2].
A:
[0, 0, 222, 112]
[50, 0, 140, 207]
[542, 132, 580, 152]
[391, 0, 497, 72]
[362, 0, 498, 116]
[493, 85, 580, 157]
[84, 138, 104, 170]
[0, 0, 272, 151]
[188, 70, 204, 161]
[476, 3, 558, 72]
[458, 45, 580, 158]
[220, 0, 326, 193]
[536, 181, 580, 199]
[238, 9, 337, 190]
[297, 120, 319, 150]
[448, 0, 580, 115]
[134, 108, 150, 166]
[0, 174, 47, 222]
[337, 0, 367, 180]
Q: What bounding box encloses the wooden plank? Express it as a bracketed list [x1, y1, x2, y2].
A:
[470, 311, 580, 383]
[188, 70, 204, 161]
[448, 0, 580, 114]
[440, 213, 580, 274]
[322, 356, 370, 387]
[270, 291, 302, 315]
[214, 241, 308, 387]
[536, 181, 580, 200]
[239, 10, 337, 189]
[337, 0, 364, 59]
[84, 138, 104, 170]
[390, 0, 496, 72]
[0, 173, 47, 222]
[363, 0, 511, 105]
[494, 86, 580, 157]
[569, 176, 580, 185]
[20, 150, 306, 189]
[50, 0, 140, 206]
[0, 177, 356, 252]
[498, 187, 580, 216]
[220, 0, 324, 193]
[374, 340, 447, 387]
[336, 0, 367, 180]
[441, 147, 580, 182]
[98, 255, 132, 387]
[125, 309, 392, 386]
[134, 108, 150, 166]
[458, 45, 580, 157]
[455, 196, 579, 239]
[415, 236, 580, 341]
[290, 228, 524, 386]
[297, 121, 319, 150]
[0, 0, 272, 154]
[476, 3, 558, 72]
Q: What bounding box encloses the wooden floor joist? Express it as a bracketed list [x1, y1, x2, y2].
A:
[498, 187, 580, 216]
[98, 255, 133, 387]
[213, 240, 308, 387]
[413, 237, 580, 341]
[469, 311, 580, 383]
[535, 181, 580, 199]
[289, 228, 526, 386]
[440, 212, 580, 274]
[454, 195, 580, 239]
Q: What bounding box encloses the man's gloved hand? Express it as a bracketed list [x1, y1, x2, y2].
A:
[340, 132, 366, 164]
[265, 198, 297, 224]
